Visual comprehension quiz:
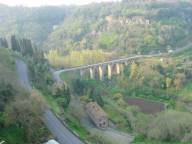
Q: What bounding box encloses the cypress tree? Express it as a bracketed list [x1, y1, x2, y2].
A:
[0, 37, 8, 48]
[3, 38, 8, 48]
[11, 35, 20, 52]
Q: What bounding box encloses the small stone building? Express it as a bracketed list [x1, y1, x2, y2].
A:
[85, 102, 108, 129]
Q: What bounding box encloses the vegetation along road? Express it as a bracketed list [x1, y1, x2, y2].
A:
[15, 58, 84, 144]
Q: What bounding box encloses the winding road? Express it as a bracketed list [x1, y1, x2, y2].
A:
[15, 59, 84, 144]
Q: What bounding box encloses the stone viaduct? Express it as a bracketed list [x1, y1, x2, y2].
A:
[55, 54, 161, 81]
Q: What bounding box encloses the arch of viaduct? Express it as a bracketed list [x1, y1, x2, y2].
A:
[55, 55, 161, 81]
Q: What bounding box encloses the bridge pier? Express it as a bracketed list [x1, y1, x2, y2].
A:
[107, 64, 112, 79]
[120, 63, 124, 73]
[80, 69, 84, 78]
[124, 61, 128, 66]
[116, 63, 120, 75]
[89, 68, 94, 79]
[98, 66, 104, 81]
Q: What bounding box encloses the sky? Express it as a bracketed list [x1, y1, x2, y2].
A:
[0, 0, 120, 7]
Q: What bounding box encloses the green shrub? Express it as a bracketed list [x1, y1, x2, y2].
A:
[147, 110, 192, 142]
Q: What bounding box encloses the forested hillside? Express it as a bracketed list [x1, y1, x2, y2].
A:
[0, 1, 192, 65]
[0, 4, 68, 45]
[1, 1, 192, 143]
[44, 1, 192, 56]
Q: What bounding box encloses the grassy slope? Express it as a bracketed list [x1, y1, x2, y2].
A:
[0, 48, 27, 144]
[179, 81, 192, 101]
[0, 125, 26, 144]
[59, 50, 192, 143]
[35, 90, 61, 114]
[173, 46, 192, 101]
[44, 94, 61, 113]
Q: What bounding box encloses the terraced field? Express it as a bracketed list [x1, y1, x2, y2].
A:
[126, 97, 165, 114]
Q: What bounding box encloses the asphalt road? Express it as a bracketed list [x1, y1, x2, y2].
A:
[44, 110, 84, 144]
[15, 59, 32, 91]
[15, 58, 84, 144]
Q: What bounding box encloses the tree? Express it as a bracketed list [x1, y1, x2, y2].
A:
[11, 35, 20, 52]
[89, 88, 104, 107]
[53, 84, 71, 108]
[129, 62, 137, 80]
[4, 94, 45, 143]
[144, 35, 156, 47]
[28, 56, 53, 92]
[174, 73, 186, 89]
[147, 110, 192, 142]
[165, 77, 172, 89]
[72, 79, 86, 95]
[0, 37, 8, 48]
[0, 80, 15, 112]
[20, 38, 33, 56]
